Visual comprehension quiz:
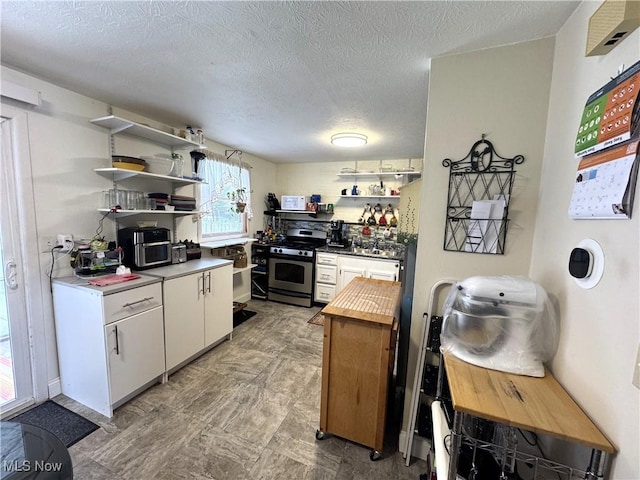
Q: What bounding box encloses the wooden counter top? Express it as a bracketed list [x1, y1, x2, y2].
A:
[321, 277, 402, 326]
[443, 352, 615, 453]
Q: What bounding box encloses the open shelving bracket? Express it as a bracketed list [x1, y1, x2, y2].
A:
[441, 135, 525, 254]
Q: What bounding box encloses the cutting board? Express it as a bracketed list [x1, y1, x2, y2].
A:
[88, 274, 141, 287]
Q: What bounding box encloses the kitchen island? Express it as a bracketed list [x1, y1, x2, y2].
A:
[317, 276, 401, 460]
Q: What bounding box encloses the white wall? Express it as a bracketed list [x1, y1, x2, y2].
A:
[402, 35, 555, 448]
[1, 65, 276, 386]
[530, 2, 640, 477]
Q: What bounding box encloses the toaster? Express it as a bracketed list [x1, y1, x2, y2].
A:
[171, 244, 187, 264]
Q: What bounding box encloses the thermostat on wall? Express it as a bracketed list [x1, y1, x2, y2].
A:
[569, 239, 604, 289]
[569, 247, 593, 279]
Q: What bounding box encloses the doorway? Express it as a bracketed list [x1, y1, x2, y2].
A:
[0, 110, 47, 416]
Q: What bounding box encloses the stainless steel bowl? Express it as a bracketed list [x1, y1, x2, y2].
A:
[445, 303, 508, 355]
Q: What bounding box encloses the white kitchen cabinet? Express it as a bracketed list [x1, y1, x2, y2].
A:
[106, 307, 165, 404]
[204, 265, 233, 346]
[315, 253, 402, 303]
[336, 255, 401, 292]
[368, 267, 398, 282]
[163, 272, 205, 371]
[314, 252, 338, 304]
[316, 264, 337, 285]
[52, 276, 165, 418]
[163, 264, 233, 372]
[337, 264, 367, 291]
[315, 283, 336, 304]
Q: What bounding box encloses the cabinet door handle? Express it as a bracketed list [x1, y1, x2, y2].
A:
[114, 325, 120, 355]
[198, 275, 203, 298]
[122, 297, 153, 308]
[207, 271, 211, 293]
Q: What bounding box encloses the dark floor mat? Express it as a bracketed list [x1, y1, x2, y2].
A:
[8, 400, 99, 448]
[233, 309, 257, 328]
[307, 310, 324, 326]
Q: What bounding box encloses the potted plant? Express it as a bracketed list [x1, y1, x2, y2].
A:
[227, 187, 247, 213]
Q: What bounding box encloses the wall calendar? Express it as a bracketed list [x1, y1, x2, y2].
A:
[570, 60, 640, 220]
[569, 141, 639, 219]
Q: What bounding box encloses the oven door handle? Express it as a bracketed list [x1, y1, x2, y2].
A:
[268, 255, 314, 263]
[141, 241, 171, 247]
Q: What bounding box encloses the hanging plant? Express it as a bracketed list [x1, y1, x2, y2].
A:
[227, 188, 247, 213]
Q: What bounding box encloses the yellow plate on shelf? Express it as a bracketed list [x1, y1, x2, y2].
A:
[112, 161, 145, 171]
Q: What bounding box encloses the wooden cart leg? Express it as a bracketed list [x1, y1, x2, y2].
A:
[448, 411, 464, 480]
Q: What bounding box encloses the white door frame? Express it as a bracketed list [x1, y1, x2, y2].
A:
[1, 105, 48, 414]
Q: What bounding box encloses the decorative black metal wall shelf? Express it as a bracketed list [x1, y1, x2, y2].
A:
[442, 136, 525, 254]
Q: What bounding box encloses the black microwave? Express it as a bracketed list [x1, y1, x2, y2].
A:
[117, 227, 172, 270]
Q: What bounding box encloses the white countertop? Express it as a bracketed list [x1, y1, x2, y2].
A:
[53, 258, 233, 292]
[52, 274, 162, 295]
[142, 258, 233, 280]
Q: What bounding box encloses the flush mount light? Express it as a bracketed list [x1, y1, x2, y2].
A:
[331, 132, 368, 147]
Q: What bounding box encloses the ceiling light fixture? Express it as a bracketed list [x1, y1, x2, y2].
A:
[331, 132, 368, 147]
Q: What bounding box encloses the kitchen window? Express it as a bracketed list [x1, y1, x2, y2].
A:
[199, 153, 251, 240]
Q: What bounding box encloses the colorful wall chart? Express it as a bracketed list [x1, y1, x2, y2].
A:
[575, 60, 640, 158]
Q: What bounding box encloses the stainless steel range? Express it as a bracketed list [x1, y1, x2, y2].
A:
[268, 229, 327, 307]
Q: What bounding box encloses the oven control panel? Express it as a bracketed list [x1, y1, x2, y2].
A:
[270, 247, 313, 257]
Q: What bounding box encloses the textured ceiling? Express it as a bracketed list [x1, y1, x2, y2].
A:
[1, 1, 580, 163]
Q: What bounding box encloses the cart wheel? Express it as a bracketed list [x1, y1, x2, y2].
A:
[369, 450, 382, 461]
[315, 429, 326, 440]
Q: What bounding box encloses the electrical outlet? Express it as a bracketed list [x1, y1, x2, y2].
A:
[633, 344, 640, 390]
[39, 236, 57, 253]
[56, 234, 74, 252]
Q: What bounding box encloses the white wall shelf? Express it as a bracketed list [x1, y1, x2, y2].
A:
[233, 264, 258, 275]
[97, 208, 202, 217]
[338, 195, 400, 199]
[94, 167, 204, 185]
[264, 209, 332, 219]
[336, 171, 420, 177]
[276, 209, 316, 214]
[90, 115, 202, 149]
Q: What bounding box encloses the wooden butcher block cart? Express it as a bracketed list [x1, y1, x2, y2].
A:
[316, 276, 401, 461]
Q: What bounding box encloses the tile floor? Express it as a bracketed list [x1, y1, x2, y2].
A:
[57, 300, 428, 480]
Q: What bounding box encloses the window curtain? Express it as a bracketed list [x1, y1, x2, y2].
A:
[199, 152, 251, 239]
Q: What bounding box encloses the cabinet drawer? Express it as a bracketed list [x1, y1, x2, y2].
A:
[316, 253, 338, 266]
[315, 283, 336, 303]
[316, 265, 337, 284]
[103, 283, 163, 325]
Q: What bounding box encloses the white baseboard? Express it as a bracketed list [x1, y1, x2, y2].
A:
[48, 378, 62, 398]
[398, 430, 430, 462]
